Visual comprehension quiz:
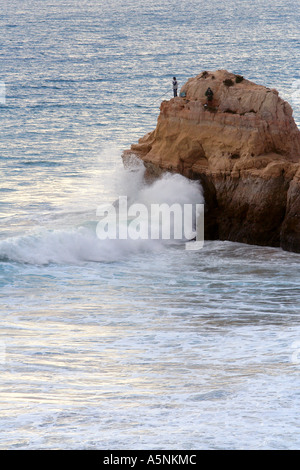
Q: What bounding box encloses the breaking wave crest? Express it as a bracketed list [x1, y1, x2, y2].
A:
[0, 165, 203, 265]
[0, 226, 165, 265]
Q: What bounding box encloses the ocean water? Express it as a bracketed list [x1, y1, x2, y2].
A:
[0, 0, 300, 450]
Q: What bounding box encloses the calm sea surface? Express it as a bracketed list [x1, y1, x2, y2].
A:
[0, 0, 299, 449]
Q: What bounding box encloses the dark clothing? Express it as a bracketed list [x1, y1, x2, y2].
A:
[205, 87, 213, 102]
[173, 79, 178, 97]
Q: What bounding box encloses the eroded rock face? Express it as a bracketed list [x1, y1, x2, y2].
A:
[123, 70, 300, 252]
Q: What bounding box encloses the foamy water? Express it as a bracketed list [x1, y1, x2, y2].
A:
[0, 0, 299, 450]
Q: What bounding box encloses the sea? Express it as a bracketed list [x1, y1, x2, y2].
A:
[0, 0, 299, 450]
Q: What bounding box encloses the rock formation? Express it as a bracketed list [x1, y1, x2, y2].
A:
[123, 70, 300, 253]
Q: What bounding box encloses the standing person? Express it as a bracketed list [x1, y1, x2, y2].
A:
[205, 87, 214, 106]
[172, 77, 178, 97]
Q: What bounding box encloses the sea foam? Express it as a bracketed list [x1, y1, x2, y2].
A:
[0, 167, 203, 265]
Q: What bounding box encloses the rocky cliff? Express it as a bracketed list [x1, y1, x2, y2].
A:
[123, 70, 300, 252]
